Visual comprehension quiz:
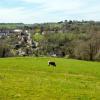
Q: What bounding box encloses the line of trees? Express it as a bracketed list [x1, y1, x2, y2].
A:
[34, 32, 100, 61]
[0, 20, 100, 61]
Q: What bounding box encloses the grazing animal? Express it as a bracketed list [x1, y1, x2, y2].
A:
[48, 61, 56, 67]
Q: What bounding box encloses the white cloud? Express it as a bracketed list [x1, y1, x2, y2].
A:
[21, 0, 46, 3]
[43, 0, 82, 12]
[0, 7, 34, 23]
[22, 0, 83, 12]
[0, 7, 52, 23]
[0, 0, 100, 23]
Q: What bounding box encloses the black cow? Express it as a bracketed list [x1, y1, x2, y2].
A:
[48, 61, 56, 67]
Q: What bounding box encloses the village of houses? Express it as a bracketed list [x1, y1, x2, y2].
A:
[0, 29, 39, 56]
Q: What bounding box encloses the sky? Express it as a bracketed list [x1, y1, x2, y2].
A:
[0, 0, 100, 23]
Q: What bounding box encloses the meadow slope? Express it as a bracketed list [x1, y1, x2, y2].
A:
[0, 57, 100, 100]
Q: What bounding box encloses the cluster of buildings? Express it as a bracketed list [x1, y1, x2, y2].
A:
[0, 29, 38, 56]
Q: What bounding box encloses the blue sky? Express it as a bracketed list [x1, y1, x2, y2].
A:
[0, 0, 100, 23]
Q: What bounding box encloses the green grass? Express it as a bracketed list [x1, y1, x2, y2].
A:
[0, 57, 100, 100]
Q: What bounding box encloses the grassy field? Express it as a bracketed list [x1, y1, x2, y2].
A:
[0, 57, 100, 100]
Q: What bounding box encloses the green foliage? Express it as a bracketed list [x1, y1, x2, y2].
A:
[0, 42, 13, 57]
[33, 33, 44, 42]
[0, 23, 24, 29]
[0, 21, 100, 61]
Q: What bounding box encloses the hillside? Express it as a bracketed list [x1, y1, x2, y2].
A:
[0, 21, 100, 61]
[0, 57, 100, 100]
